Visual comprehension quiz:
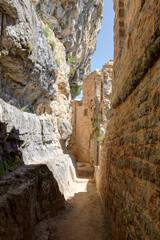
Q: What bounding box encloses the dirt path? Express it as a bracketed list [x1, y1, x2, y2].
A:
[34, 177, 113, 240]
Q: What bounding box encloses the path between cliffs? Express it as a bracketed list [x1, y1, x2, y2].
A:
[34, 173, 113, 240]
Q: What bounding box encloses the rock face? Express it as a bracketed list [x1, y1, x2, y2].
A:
[0, 0, 103, 196]
[0, 98, 78, 200]
[0, 164, 65, 240]
[0, 0, 58, 109]
[0, 0, 105, 238]
[68, 61, 113, 165]
[96, 1, 160, 240]
[35, 0, 104, 85]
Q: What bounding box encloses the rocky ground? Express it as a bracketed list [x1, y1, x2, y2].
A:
[33, 163, 113, 240]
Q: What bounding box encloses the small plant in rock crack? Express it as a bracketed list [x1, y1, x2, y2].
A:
[42, 25, 50, 38]
[32, 0, 39, 3]
[45, 18, 57, 29]
[70, 66, 74, 75]
[0, 49, 9, 56]
[27, 41, 33, 51]
[49, 40, 56, 49]
[57, 118, 60, 126]
[56, 58, 60, 67]
[66, 53, 75, 65]
[58, 89, 62, 93]
[18, 105, 28, 112]
[97, 134, 105, 142]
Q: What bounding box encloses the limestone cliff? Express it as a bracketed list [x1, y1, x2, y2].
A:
[0, 0, 103, 185]
[34, 0, 104, 85]
[0, 0, 104, 238]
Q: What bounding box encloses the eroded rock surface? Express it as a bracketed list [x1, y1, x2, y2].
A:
[0, 99, 78, 199]
[0, 164, 65, 240]
[0, 0, 58, 109]
[35, 0, 104, 85]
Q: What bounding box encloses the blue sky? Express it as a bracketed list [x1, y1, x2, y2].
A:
[91, 0, 114, 71]
[76, 0, 114, 99]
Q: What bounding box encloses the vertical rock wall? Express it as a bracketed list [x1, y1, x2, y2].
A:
[0, 0, 104, 196]
[97, 0, 160, 239]
[0, 0, 104, 237]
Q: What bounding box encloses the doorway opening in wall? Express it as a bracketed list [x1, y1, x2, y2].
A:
[75, 0, 114, 100]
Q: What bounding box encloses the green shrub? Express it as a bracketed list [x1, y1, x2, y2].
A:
[70, 85, 82, 96]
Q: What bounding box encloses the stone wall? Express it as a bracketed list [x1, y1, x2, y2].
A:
[68, 61, 113, 165]
[97, 0, 160, 239]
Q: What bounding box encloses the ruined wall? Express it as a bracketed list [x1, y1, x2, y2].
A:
[97, 0, 160, 239]
[68, 61, 113, 165]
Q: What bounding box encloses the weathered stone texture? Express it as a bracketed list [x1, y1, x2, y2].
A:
[112, 0, 160, 107]
[68, 61, 113, 165]
[0, 165, 65, 240]
[34, 0, 104, 85]
[97, 1, 160, 239]
[0, 99, 78, 200]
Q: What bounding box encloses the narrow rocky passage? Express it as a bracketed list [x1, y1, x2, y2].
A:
[34, 165, 113, 240]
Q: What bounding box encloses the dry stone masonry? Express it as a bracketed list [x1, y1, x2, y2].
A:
[68, 61, 113, 166]
[96, 1, 160, 239]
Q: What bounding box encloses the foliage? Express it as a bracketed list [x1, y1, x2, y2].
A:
[36, 9, 43, 19]
[49, 40, 56, 49]
[56, 58, 60, 67]
[57, 118, 60, 126]
[58, 89, 62, 93]
[27, 41, 33, 51]
[42, 25, 50, 38]
[90, 127, 100, 140]
[97, 134, 105, 142]
[1, 49, 9, 56]
[18, 105, 28, 112]
[66, 53, 75, 75]
[70, 66, 74, 74]
[32, 0, 39, 3]
[70, 85, 82, 96]
[66, 53, 75, 65]
[67, 108, 69, 113]
[45, 18, 56, 29]
[0, 155, 22, 178]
